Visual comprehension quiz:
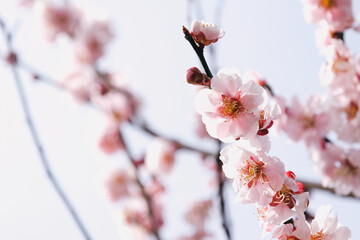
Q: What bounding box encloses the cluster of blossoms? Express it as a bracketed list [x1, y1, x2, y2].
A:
[275, 0, 360, 198]
[24, 1, 190, 238]
[188, 19, 351, 239]
[13, 0, 356, 238]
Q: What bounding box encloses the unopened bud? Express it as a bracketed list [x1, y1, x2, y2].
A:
[186, 67, 211, 86]
[6, 52, 17, 65]
[286, 171, 296, 180]
[296, 181, 305, 193]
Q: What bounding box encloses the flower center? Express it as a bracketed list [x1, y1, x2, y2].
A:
[238, 157, 267, 188]
[331, 58, 350, 74]
[270, 185, 296, 209]
[345, 101, 358, 121]
[300, 115, 315, 129]
[218, 94, 245, 119]
[319, 0, 336, 8]
[336, 159, 358, 176]
[311, 229, 329, 240]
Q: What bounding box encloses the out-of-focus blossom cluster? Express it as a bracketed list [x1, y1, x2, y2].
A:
[276, 0, 360, 199]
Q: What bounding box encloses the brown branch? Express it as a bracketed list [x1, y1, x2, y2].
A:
[13, 58, 218, 158]
[118, 131, 162, 240]
[0, 17, 93, 240]
[183, 26, 213, 78]
[300, 179, 358, 199]
[215, 141, 231, 240]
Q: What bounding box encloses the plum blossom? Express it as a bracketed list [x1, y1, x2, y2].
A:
[262, 172, 310, 225]
[118, 198, 163, 239]
[185, 199, 212, 232]
[257, 101, 281, 136]
[272, 213, 311, 240]
[93, 92, 134, 124]
[319, 40, 356, 92]
[220, 143, 285, 205]
[74, 20, 113, 65]
[41, 3, 81, 41]
[326, 90, 360, 142]
[98, 121, 124, 154]
[145, 138, 177, 175]
[281, 95, 331, 146]
[61, 68, 103, 103]
[310, 205, 351, 240]
[190, 20, 225, 46]
[301, 0, 354, 31]
[196, 67, 268, 142]
[105, 168, 133, 201]
[178, 199, 213, 240]
[311, 144, 360, 197]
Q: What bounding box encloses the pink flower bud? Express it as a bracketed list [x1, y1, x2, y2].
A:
[186, 67, 211, 86]
[190, 20, 224, 46]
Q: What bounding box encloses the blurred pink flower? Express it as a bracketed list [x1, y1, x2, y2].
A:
[301, 0, 354, 31]
[98, 122, 123, 154]
[42, 3, 81, 41]
[74, 21, 113, 65]
[145, 138, 177, 175]
[281, 95, 330, 146]
[105, 168, 133, 201]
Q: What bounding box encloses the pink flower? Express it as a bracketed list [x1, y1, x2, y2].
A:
[74, 21, 113, 65]
[98, 122, 123, 154]
[301, 0, 354, 31]
[272, 213, 311, 240]
[311, 144, 360, 197]
[41, 3, 81, 41]
[263, 175, 310, 225]
[220, 144, 285, 206]
[93, 92, 134, 124]
[195, 67, 267, 142]
[326, 90, 360, 142]
[257, 207, 276, 237]
[311, 205, 351, 240]
[190, 20, 225, 46]
[257, 101, 281, 136]
[185, 199, 212, 232]
[145, 138, 177, 175]
[61, 68, 104, 103]
[281, 95, 331, 146]
[119, 198, 163, 237]
[319, 40, 356, 91]
[105, 169, 133, 201]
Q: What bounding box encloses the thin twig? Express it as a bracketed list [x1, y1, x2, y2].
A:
[216, 141, 231, 240]
[118, 131, 162, 240]
[183, 26, 213, 78]
[300, 179, 358, 199]
[0, 16, 92, 240]
[14, 58, 218, 158]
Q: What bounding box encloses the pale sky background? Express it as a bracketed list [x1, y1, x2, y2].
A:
[0, 0, 360, 239]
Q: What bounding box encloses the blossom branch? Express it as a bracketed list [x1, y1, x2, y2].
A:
[216, 141, 231, 240]
[300, 179, 357, 199]
[183, 26, 213, 78]
[12, 57, 218, 158]
[183, 23, 232, 239]
[118, 131, 162, 240]
[0, 17, 93, 240]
